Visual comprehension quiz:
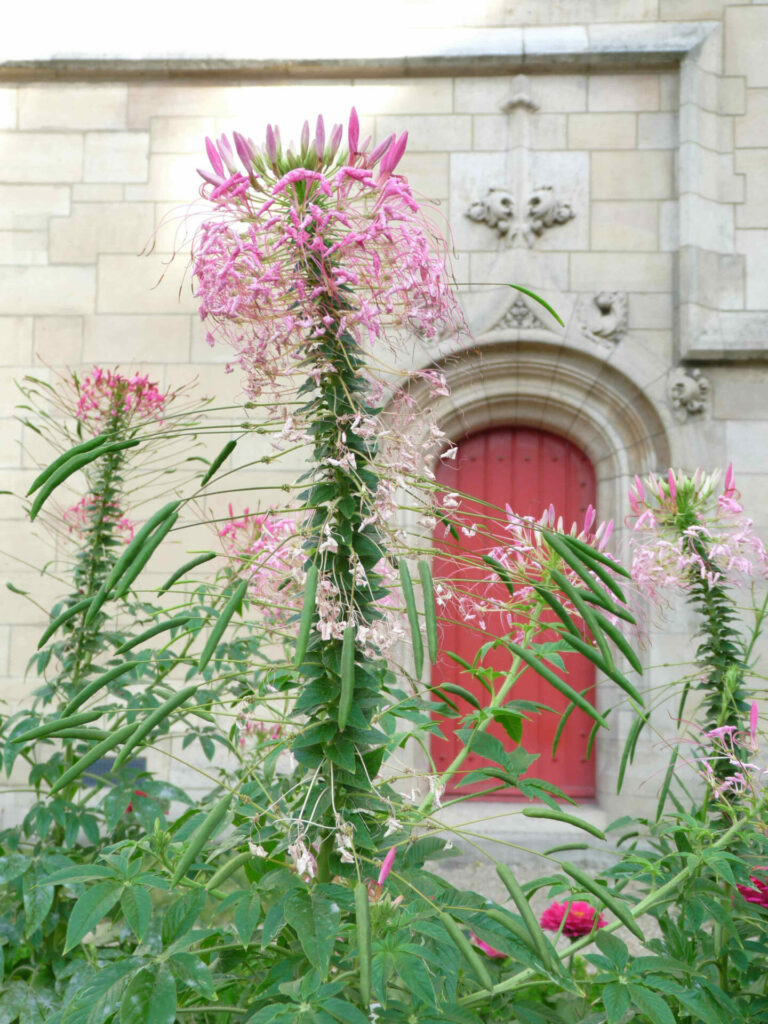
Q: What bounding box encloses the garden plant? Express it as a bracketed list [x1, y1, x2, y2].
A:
[0, 109, 767, 1024]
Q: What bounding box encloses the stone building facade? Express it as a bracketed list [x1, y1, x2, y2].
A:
[1, 1, 767, 844]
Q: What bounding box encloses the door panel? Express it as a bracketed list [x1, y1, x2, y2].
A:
[431, 426, 597, 800]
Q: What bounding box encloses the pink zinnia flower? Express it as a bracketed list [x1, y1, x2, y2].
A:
[737, 868, 768, 908]
[540, 900, 607, 938]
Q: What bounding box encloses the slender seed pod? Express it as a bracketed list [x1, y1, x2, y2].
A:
[158, 552, 216, 595]
[560, 862, 644, 942]
[617, 713, 648, 792]
[62, 661, 141, 716]
[113, 684, 198, 769]
[551, 701, 577, 758]
[482, 907, 538, 954]
[294, 563, 318, 668]
[29, 440, 141, 521]
[548, 567, 613, 668]
[505, 641, 607, 729]
[559, 631, 644, 706]
[591, 610, 643, 675]
[561, 532, 632, 579]
[338, 625, 356, 731]
[418, 560, 439, 664]
[171, 793, 232, 886]
[115, 615, 192, 655]
[14, 709, 103, 744]
[531, 584, 580, 636]
[49, 723, 137, 794]
[114, 512, 180, 599]
[496, 864, 554, 969]
[398, 558, 423, 679]
[37, 597, 93, 649]
[200, 439, 237, 486]
[522, 806, 606, 841]
[27, 434, 108, 495]
[205, 850, 252, 892]
[545, 531, 629, 603]
[354, 882, 372, 1006]
[56, 728, 110, 741]
[438, 911, 493, 991]
[85, 500, 181, 625]
[198, 578, 248, 672]
[579, 587, 635, 624]
[482, 554, 516, 599]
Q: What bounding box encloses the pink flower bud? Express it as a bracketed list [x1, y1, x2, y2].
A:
[377, 847, 396, 887]
[724, 461, 735, 496]
[668, 468, 677, 500]
[583, 504, 596, 534]
[314, 115, 326, 159]
[300, 120, 310, 156]
[348, 106, 360, 154]
[751, 700, 759, 746]
[217, 135, 237, 174]
[368, 133, 394, 167]
[633, 475, 645, 501]
[233, 131, 255, 174]
[205, 136, 225, 177]
[328, 122, 343, 158]
[265, 124, 278, 163]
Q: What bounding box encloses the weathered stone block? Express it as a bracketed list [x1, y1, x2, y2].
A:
[33, 317, 83, 365]
[83, 315, 190, 363]
[568, 112, 636, 149]
[84, 132, 149, 183]
[591, 201, 658, 251]
[725, 6, 768, 88]
[0, 317, 32, 364]
[587, 74, 660, 113]
[591, 150, 674, 200]
[124, 154, 197, 201]
[97, 255, 196, 314]
[19, 85, 127, 130]
[0, 267, 94, 315]
[638, 112, 677, 150]
[0, 231, 47, 266]
[0, 133, 83, 183]
[49, 202, 155, 264]
[375, 115, 472, 151]
[570, 252, 672, 292]
[735, 89, 768, 150]
[734, 151, 768, 228]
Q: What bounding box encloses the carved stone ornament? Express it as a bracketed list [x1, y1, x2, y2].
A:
[668, 366, 710, 418]
[466, 184, 575, 247]
[491, 295, 548, 331]
[578, 292, 628, 343]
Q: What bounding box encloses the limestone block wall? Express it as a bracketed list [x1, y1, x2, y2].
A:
[2, 0, 768, 829]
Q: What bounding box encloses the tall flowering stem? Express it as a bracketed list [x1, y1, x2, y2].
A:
[630, 467, 767, 733]
[193, 111, 462, 880]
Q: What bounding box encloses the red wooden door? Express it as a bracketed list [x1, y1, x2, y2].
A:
[432, 427, 597, 800]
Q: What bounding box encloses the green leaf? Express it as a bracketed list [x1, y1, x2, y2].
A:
[284, 890, 340, 979]
[22, 867, 54, 937]
[121, 886, 151, 942]
[508, 284, 565, 326]
[65, 880, 123, 952]
[0, 853, 30, 885]
[61, 960, 142, 1024]
[234, 891, 261, 945]
[120, 965, 176, 1024]
[627, 985, 676, 1024]
[603, 983, 631, 1023]
[323, 998, 371, 1024]
[396, 952, 436, 1007]
[170, 952, 216, 1000]
[595, 931, 629, 970]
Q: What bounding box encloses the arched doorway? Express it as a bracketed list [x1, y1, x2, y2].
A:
[431, 425, 597, 800]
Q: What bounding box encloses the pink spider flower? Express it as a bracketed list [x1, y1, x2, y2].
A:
[75, 367, 166, 433]
[191, 108, 463, 404]
[628, 466, 768, 601]
[470, 932, 507, 959]
[218, 505, 304, 623]
[63, 495, 135, 541]
[737, 868, 768, 908]
[540, 900, 607, 938]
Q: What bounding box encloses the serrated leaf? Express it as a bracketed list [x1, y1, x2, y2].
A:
[396, 952, 436, 1007]
[234, 891, 261, 945]
[65, 880, 123, 952]
[121, 886, 151, 942]
[603, 982, 631, 1023]
[61, 960, 141, 1024]
[120, 965, 176, 1024]
[628, 984, 676, 1024]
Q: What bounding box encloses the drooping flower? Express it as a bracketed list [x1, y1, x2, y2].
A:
[737, 868, 768, 908]
[377, 846, 397, 887]
[75, 367, 166, 432]
[540, 900, 607, 938]
[470, 932, 507, 959]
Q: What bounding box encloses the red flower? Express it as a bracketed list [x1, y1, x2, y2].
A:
[469, 931, 507, 959]
[125, 789, 148, 813]
[540, 900, 607, 938]
[737, 867, 768, 908]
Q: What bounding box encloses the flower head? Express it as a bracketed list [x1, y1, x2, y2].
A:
[75, 367, 166, 432]
[192, 109, 462, 402]
[540, 900, 607, 938]
[63, 495, 135, 541]
[629, 467, 768, 600]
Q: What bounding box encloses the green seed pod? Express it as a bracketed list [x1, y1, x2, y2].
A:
[37, 597, 93, 649]
[338, 624, 356, 731]
[158, 551, 216, 595]
[198, 578, 248, 672]
[205, 850, 252, 892]
[354, 882, 372, 1006]
[171, 792, 232, 886]
[29, 439, 141, 521]
[505, 641, 607, 729]
[200, 439, 237, 486]
[115, 614, 191, 655]
[398, 558, 423, 679]
[560, 861, 644, 942]
[496, 863, 554, 969]
[114, 512, 180, 599]
[63, 661, 141, 716]
[49, 722, 138, 794]
[522, 806, 606, 842]
[294, 563, 318, 668]
[438, 911, 494, 991]
[113, 683, 198, 769]
[27, 434, 108, 495]
[418, 560, 438, 664]
[14, 709, 103, 744]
